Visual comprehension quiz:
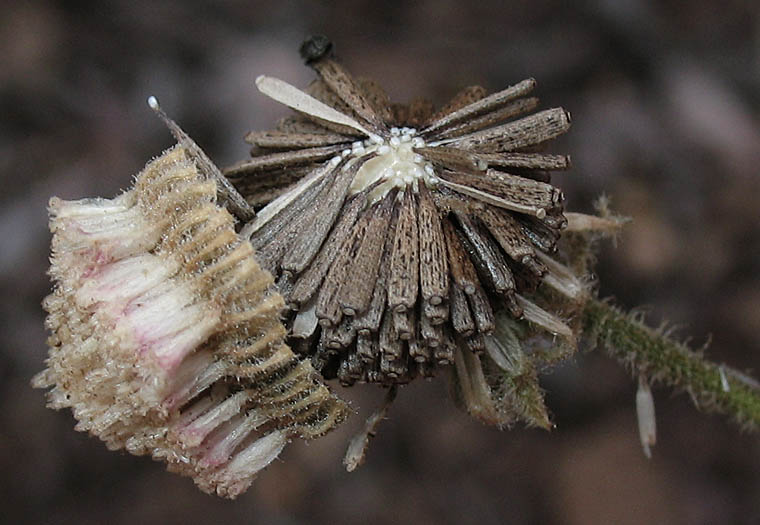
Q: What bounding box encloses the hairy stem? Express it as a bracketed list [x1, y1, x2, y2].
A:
[582, 297, 760, 432]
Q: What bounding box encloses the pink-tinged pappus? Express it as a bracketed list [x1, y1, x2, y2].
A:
[33, 99, 348, 498]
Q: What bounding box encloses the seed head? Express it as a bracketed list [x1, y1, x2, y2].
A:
[35, 39, 626, 495]
[224, 37, 587, 417]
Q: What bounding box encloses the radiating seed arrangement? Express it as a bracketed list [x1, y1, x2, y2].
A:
[225, 36, 582, 391]
[35, 36, 607, 499]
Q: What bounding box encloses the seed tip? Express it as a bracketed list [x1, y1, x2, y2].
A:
[254, 75, 268, 89]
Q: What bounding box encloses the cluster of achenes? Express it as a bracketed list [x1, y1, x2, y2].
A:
[226, 37, 585, 390]
[35, 37, 606, 498]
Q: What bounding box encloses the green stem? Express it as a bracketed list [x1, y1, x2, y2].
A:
[582, 297, 760, 432]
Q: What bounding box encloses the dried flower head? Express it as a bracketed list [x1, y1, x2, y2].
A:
[33, 103, 348, 498]
[33, 36, 760, 500]
[32, 36, 760, 500]
[224, 36, 589, 428]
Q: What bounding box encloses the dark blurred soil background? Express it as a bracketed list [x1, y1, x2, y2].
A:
[2, 1, 759, 524]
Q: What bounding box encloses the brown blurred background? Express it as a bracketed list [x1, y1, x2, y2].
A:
[2, 1, 759, 523]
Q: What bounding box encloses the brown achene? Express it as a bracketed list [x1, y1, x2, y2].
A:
[225, 36, 580, 389]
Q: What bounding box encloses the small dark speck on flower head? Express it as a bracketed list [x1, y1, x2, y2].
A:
[300, 34, 334, 64]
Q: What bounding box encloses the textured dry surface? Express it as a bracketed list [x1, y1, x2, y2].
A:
[35, 144, 348, 498]
[229, 52, 575, 391]
[3, 1, 760, 523]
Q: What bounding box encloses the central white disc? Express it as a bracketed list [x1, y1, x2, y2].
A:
[349, 131, 434, 204]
